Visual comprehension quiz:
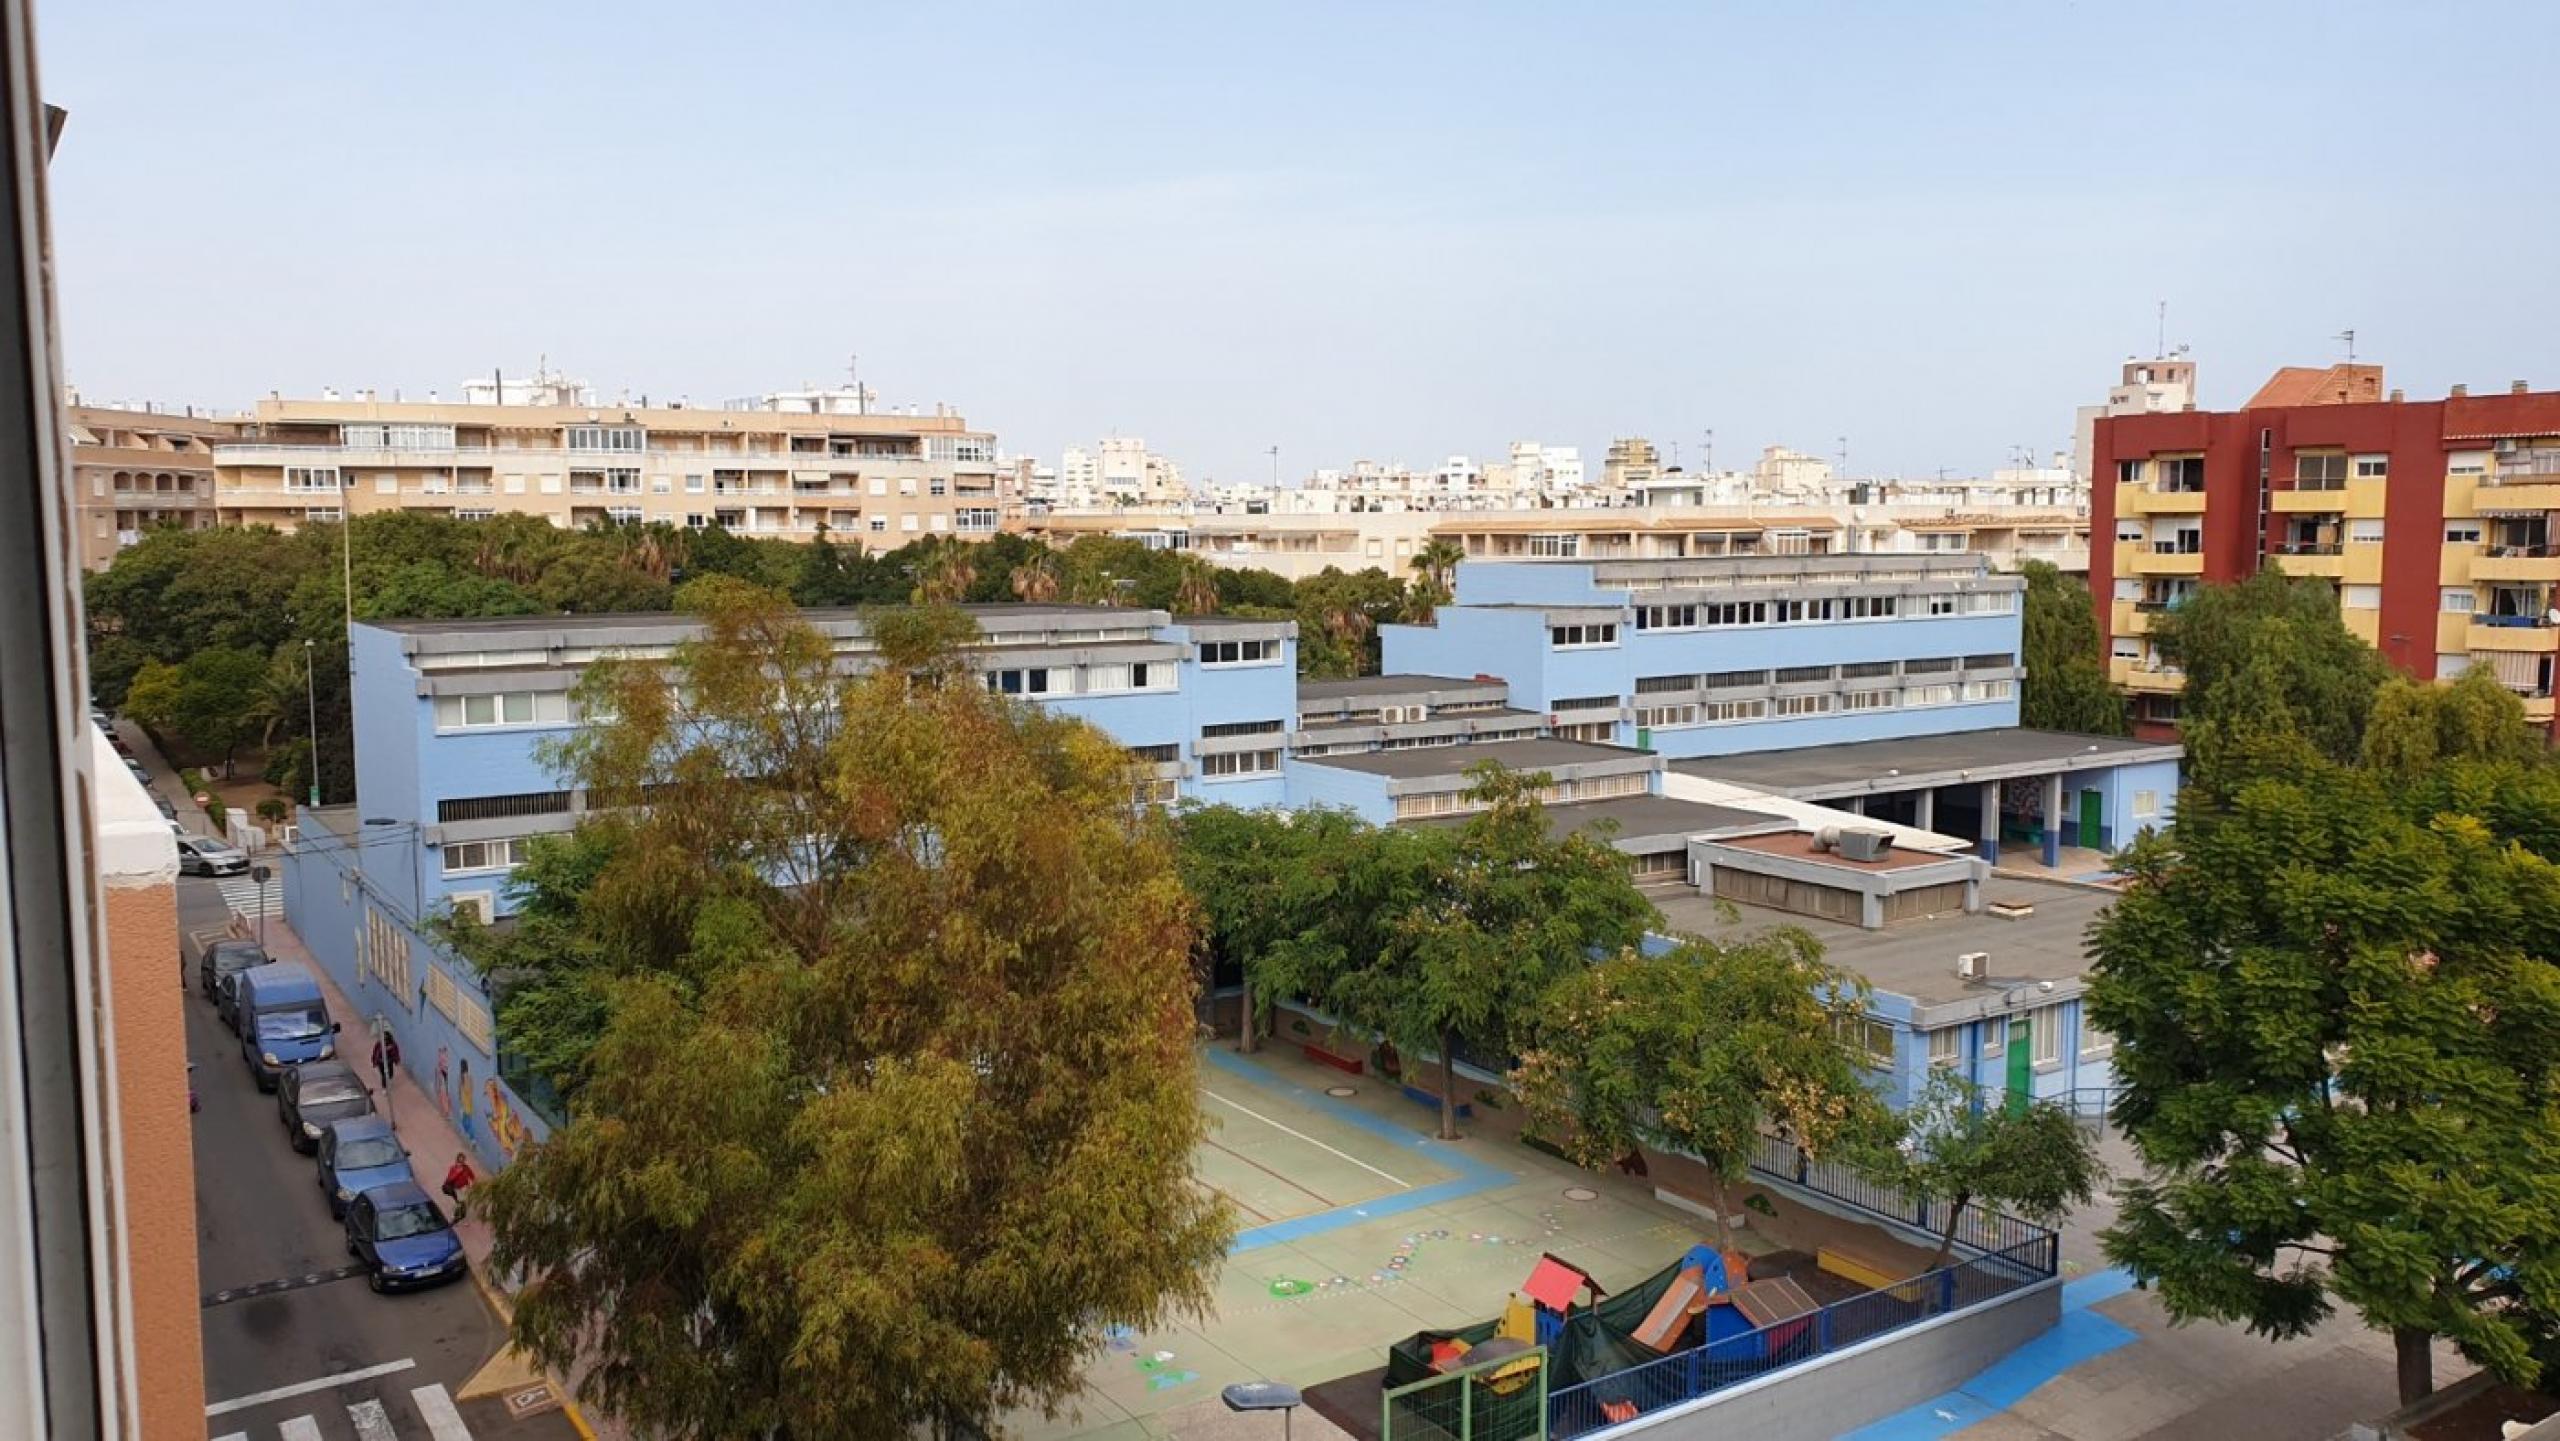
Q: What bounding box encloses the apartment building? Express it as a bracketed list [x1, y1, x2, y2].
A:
[212, 374, 1008, 551]
[2091, 364, 2560, 736]
[66, 401, 236, 570]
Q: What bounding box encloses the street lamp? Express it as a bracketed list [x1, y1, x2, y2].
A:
[302, 638, 319, 808]
[250, 863, 271, 949]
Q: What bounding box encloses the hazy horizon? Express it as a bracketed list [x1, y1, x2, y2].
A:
[39, 1, 2560, 483]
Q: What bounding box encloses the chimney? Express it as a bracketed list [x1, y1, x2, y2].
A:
[2451, 384, 2469, 399]
[2389, 389, 2405, 403]
[2514, 380, 2530, 395]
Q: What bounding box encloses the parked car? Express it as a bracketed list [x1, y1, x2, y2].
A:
[151, 793, 175, 821]
[342, 1180, 467, 1292]
[278, 1060, 373, 1153]
[176, 834, 250, 878]
[232, 963, 338, 1091]
[316, 1116, 410, 1218]
[195, 938, 270, 1004]
[122, 756, 151, 785]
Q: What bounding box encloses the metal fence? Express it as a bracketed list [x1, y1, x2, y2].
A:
[1384, 1345, 1551, 1441]
[1745, 1132, 2061, 1270]
[1545, 1236, 2055, 1439]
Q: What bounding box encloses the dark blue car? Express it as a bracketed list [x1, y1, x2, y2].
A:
[315, 1116, 410, 1219]
[342, 1180, 466, 1293]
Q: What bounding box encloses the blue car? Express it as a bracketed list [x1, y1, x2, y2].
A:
[315, 1116, 410, 1219]
[342, 1180, 466, 1293]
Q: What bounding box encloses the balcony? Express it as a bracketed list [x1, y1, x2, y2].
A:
[2121, 543, 2204, 576]
[2110, 657, 2186, 694]
[2271, 540, 2344, 578]
[2470, 616, 2558, 653]
[2115, 483, 2208, 516]
[2472, 544, 2560, 582]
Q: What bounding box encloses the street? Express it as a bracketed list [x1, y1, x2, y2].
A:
[171, 801, 581, 1439]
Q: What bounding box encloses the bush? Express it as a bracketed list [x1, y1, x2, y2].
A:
[254, 797, 289, 824]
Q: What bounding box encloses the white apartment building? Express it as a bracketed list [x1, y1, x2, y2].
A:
[2072, 354, 2198, 484]
[211, 372, 1009, 551]
[1059, 437, 1185, 508]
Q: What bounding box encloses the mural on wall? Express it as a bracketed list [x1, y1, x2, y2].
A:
[457, 1056, 476, 1143]
[486, 1078, 532, 1161]
[435, 1046, 452, 1117]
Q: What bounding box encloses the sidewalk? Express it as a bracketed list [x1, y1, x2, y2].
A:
[244, 913, 616, 1439]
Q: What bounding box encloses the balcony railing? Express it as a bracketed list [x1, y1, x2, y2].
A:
[2485, 542, 2558, 558]
[2289, 475, 2348, 492]
[2275, 540, 2342, 556]
[2476, 613, 2552, 629]
[2147, 541, 2202, 556]
[2490, 452, 2560, 481]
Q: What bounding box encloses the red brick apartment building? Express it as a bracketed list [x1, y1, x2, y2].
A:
[2091, 364, 2560, 739]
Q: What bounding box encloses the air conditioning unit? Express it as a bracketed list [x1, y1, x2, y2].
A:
[1812, 826, 1841, 853]
[1956, 951, 1989, 981]
[449, 892, 494, 925]
[2495, 438, 2520, 456]
[1835, 828, 1896, 862]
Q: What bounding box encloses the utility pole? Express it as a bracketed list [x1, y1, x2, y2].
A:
[303, 638, 319, 808]
[1268, 445, 1280, 487]
[1702, 428, 1714, 474]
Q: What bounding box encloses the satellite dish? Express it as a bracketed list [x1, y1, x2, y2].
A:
[2546, 608, 2559, 627]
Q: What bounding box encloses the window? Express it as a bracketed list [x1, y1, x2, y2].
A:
[1840, 660, 1896, 680]
[956, 507, 1000, 533]
[442, 838, 530, 875]
[1132, 776, 1182, 807]
[565, 424, 646, 452]
[2115, 522, 2144, 543]
[303, 507, 344, 523]
[2157, 456, 2205, 492]
[899, 476, 918, 497]
[1833, 1015, 1894, 1068]
[2446, 523, 2483, 545]
[2294, 452, 2348, 488]
[1085, 661, 1169, 693]
[436, 790, 572, 824]
[2353, 455, 2389, 479]
[2114, 459, 2143, 485]
[984, 667, 1055, 696]
[1527, 533, 1580, 557]
[1980, 1017, 2007, 1057]
[2080, 1021, 2114, 1058]
[2443, 587, 2477, 613]
[1551, 694, 1617, 712]
[423, 965, 495, 1054]
[868, 516, 886, 532]
[1774, 665, 1832, 684]
[1634, 703, 1699, 729]
[2348, 519, 2385, 545]
[1926, 594, 1958, 615]
[2342, 584, 2381, 610]
[1198, 639, 1276, 666]
[1125, 743, 1181, 764]
[434, 691, 570, 730]
[284, 465, 341, 492]
[1777, 693, 1835, 716]
[2131, 790, 2158, 819]
[1200, 719, 1284, 738]
[1701, 601, 1768, 627]
[900, 513, 919, 532]
[1841, 595, 1897, 619]
[361, 906, 413, 1008]
[2030, 1006, 2060, 1067]
[1842, 689, 1896, 711]
[455, 508, 495, 522]
[1199, 749, 1279, 779]
[1635, 604, 1697, 631]
[1635, 673, 1698, 695]
[1927, 1027, 1961, 1068]
[1905, 683, 1959, 706]
[1700, 698, 1768, 723]
[342, 423, 455, 449]
[1703, 669, 1768, 690]
[1548, 623, 1618, 648]
[2438, 653, 2472, 679]
[1962, 679, 2015, 701]
[684, 473, 706, 493]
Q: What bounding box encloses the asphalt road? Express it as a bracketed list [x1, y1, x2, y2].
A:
[181, 859, 580, 1437]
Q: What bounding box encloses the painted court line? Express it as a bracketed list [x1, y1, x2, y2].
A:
[1837, 1269, 2140, 1441]
[206, 1358, 418, 1417]
[1199, 1133, 1342, 1208]
[1202, 1086, 1410, 1189]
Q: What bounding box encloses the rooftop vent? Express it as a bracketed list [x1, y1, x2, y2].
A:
[1813, 826, 1894, 862]
[1956, 951, 1988, 981]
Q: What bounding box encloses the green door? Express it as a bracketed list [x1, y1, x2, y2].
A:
[2005, 1017, 2032, 1114]
[2078, 788, 2104, 849]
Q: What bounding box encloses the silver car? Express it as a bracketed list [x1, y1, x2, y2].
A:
[176, 834, 250, 877]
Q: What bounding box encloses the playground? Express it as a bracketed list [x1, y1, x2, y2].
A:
[1006, 1042, 1969, 1441]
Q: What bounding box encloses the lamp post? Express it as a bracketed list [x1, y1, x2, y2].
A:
[250, 863, 271, 949]
[303, 638, 319, 808]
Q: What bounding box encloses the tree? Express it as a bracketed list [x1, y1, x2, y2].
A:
[534, 547, 672, 614]
[1513, 929, 1896, 1250]
[120, 659, 182, 737]
[163, 648, 269, 774]
[1893, 1071, 2104, 1268]
[475, 580, 1230, 1439]
[1292, 567, 1408, 679]
[2089, 746, 2560, 1405]
[2149, 571, 2393, 764]
[1327, 765, 1657, 1138]
[1407, 538, 1466, 622]
[1169, 554, 1222, 616]
[2018, 560, 2127, 735]
[2361, 669, 2543, 777]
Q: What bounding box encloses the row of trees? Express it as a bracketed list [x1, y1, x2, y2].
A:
[1177, 787, 2100, 1260]
[83, 514, 1457, 796]
[2088, 570, 2560, 1404]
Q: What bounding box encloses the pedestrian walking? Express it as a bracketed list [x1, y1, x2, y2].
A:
[442, 1152, 477, 1221]
[370, 1029, 401, 1091]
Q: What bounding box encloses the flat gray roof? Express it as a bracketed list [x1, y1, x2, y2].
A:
[1290, 737, 1653, 781]
[365, 602, 1158, 635]
[1652, 878, 2115, 1005]
[1296, 673, 1500, 701]
[1411, 794, 1783, 846]
[1673, 728, 2180, 798]
[1301, 706, 1538, 733]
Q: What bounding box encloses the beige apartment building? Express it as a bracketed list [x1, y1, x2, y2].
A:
[211, 377, 1009, 551]
[67, 401, 237, 570]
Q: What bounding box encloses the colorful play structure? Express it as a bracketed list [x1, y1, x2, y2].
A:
[1387, 1245, 1825, 1441]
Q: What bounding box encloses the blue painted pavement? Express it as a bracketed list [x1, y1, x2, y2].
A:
[1836, 1268, 2141, 1440]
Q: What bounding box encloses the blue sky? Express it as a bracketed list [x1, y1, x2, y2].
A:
[38, 1, 2560, 483]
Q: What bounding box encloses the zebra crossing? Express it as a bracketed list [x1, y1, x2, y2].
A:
[209, 1382, 472, 1441]
[213, 872, 282, 917]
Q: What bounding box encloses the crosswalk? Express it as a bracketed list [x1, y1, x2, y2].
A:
[210, 1382, 472, 1441]
[213, 873, 282, 917]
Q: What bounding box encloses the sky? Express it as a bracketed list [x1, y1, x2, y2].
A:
[37, 1, 2560, 485]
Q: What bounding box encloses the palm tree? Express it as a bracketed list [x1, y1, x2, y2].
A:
[1407, 537, 1465, 622]
[1171, 555, 1221, 616]
[1009, 552, 1063, 603]
[910, 538, 978, 605]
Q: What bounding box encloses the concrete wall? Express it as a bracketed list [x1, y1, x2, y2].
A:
[91, 735, 202, 1439]
[1610, 1280, 2060, 1441]
[1280, 764, 1394, 824]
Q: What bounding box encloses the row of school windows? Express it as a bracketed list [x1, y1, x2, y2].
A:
[1633, 680, 2009, 730]
[1835, 1009, 2111, 1070]
[1560, 592, 2012, 647]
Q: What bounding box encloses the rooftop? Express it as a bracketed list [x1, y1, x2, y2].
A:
[1296, 673, 1502, 702]
[1674, 728, 2178, 799]
[1706, 828, 1948, 874]
[2243, 363, 2387, 409]
[363, 602, 1163, 635]
[1292, 736, 1653, 781]
[1654, 877, 2117, 1006]
[1410, 793, 1783, 845]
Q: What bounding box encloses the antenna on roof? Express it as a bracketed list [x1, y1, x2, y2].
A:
[2156, 299, 2167, 359]
[2334, 328, 2357, 363]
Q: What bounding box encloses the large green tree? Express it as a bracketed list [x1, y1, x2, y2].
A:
[2360, 668, 2544, 777]
[1893, 1071, 2104, 1268]
[1326, 765, 1657, 1138]
[2148, 571, 2393, 764]
[2018, 560, 2127, 735]
[474, 581, 1230, 1439]
[2089, 737, 2560, 1404]
[1511, 930, 1895, 1249]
